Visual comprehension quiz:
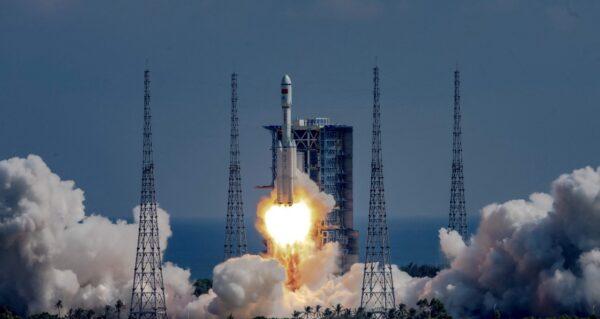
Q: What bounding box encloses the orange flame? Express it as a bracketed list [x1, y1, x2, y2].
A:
[256, 184, 328, 290]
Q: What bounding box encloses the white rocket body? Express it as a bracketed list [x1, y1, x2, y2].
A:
[276, 74, 296, 205]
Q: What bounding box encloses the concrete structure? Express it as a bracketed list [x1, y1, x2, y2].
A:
[266, 117, 358, 272]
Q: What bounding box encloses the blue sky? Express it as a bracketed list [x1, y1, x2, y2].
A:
[1, 1, 599, 226]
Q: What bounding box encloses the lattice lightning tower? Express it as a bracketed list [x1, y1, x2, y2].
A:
[129, 69, 168, 319]
[360, 65, 395, 318]
[224, 72, 248, 259]
[448, 68, 468, 240]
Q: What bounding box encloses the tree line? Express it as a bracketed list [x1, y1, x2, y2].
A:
[2, 262, 598, 319]
[0, 299, 126, 319]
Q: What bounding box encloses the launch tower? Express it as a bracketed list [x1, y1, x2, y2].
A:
[224, 72, 248, 259]
[448, 68, 468, 240]
[129, 69, 168, 319]
[360, 65, 395, 318]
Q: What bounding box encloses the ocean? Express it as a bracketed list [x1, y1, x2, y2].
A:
[164, 216, 480, 279]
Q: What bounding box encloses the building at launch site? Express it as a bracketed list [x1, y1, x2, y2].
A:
[265, 117, 358, 271]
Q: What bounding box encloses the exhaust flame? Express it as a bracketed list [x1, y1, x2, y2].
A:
[256, 172, 335, 290]
[264, 201, 312, 246]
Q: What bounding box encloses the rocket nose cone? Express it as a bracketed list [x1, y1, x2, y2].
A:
[281, 74, 291, 85]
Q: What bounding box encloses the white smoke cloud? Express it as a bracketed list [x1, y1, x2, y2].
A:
[413, 167, 600, 317]
[187, 248, 430, 319]
[0, 155, 195, 317]
[191, 166, 600, 318]
[2, 155, 600, 318]
[187, 243, 355, 319]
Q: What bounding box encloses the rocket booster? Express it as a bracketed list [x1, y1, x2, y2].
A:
[276, 75, 296, 205]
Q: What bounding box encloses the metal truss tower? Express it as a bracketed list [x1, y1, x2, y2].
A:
[130, 68, 168, 319]
[448, 68, 468, 240]
[224, 72, 248, 259]
[360, 66, 395, 318]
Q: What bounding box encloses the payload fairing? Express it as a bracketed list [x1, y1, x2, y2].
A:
[276, 74, 296, 205]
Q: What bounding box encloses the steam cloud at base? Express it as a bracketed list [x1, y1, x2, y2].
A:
[1, 155, 600, 318]
[0, 155, 200, 318]
[255, 171, 335, 290]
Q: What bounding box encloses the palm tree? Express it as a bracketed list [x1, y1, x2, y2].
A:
[315, 305, 322, 318]
[67, 309, 74, 319]
[74, 308, 84, 319]
[55, 300, 63, 318]
[103, 305, 111, 319]
[322, 307, 333, 318]
[292, 310, 302, 318]
[342, 308, 351, 319]
[86, 309, 95, 319]
[304, 306, 313, 319]
[416, 299, 430, 319]
[428, 298, 447, 318]
[387, 307, 397, 319]
[333, 304, 343, 318]
[354, 307, 365, 319]
[396, 304, 407, 318]
[114, 300, 124, 319]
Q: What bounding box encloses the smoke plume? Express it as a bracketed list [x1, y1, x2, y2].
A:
[0, 155, 197, 317]
[187, 166, 600, 318]
[2, 155, 600, 318]
[417, 166, 600, 317]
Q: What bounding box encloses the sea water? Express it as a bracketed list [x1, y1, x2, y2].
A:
[164, 215, 479, 279]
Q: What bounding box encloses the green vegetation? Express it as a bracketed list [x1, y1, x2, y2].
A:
[1, 295, 598, 319]
[193, 278, 213, 296]
[0, 306, 22, 319]
[0, 299, 122, 319]
[400, 263, 442, 278]
[284, 298, 451, 318]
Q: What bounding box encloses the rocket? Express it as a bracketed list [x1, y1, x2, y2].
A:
[276, 74, 296, 206]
